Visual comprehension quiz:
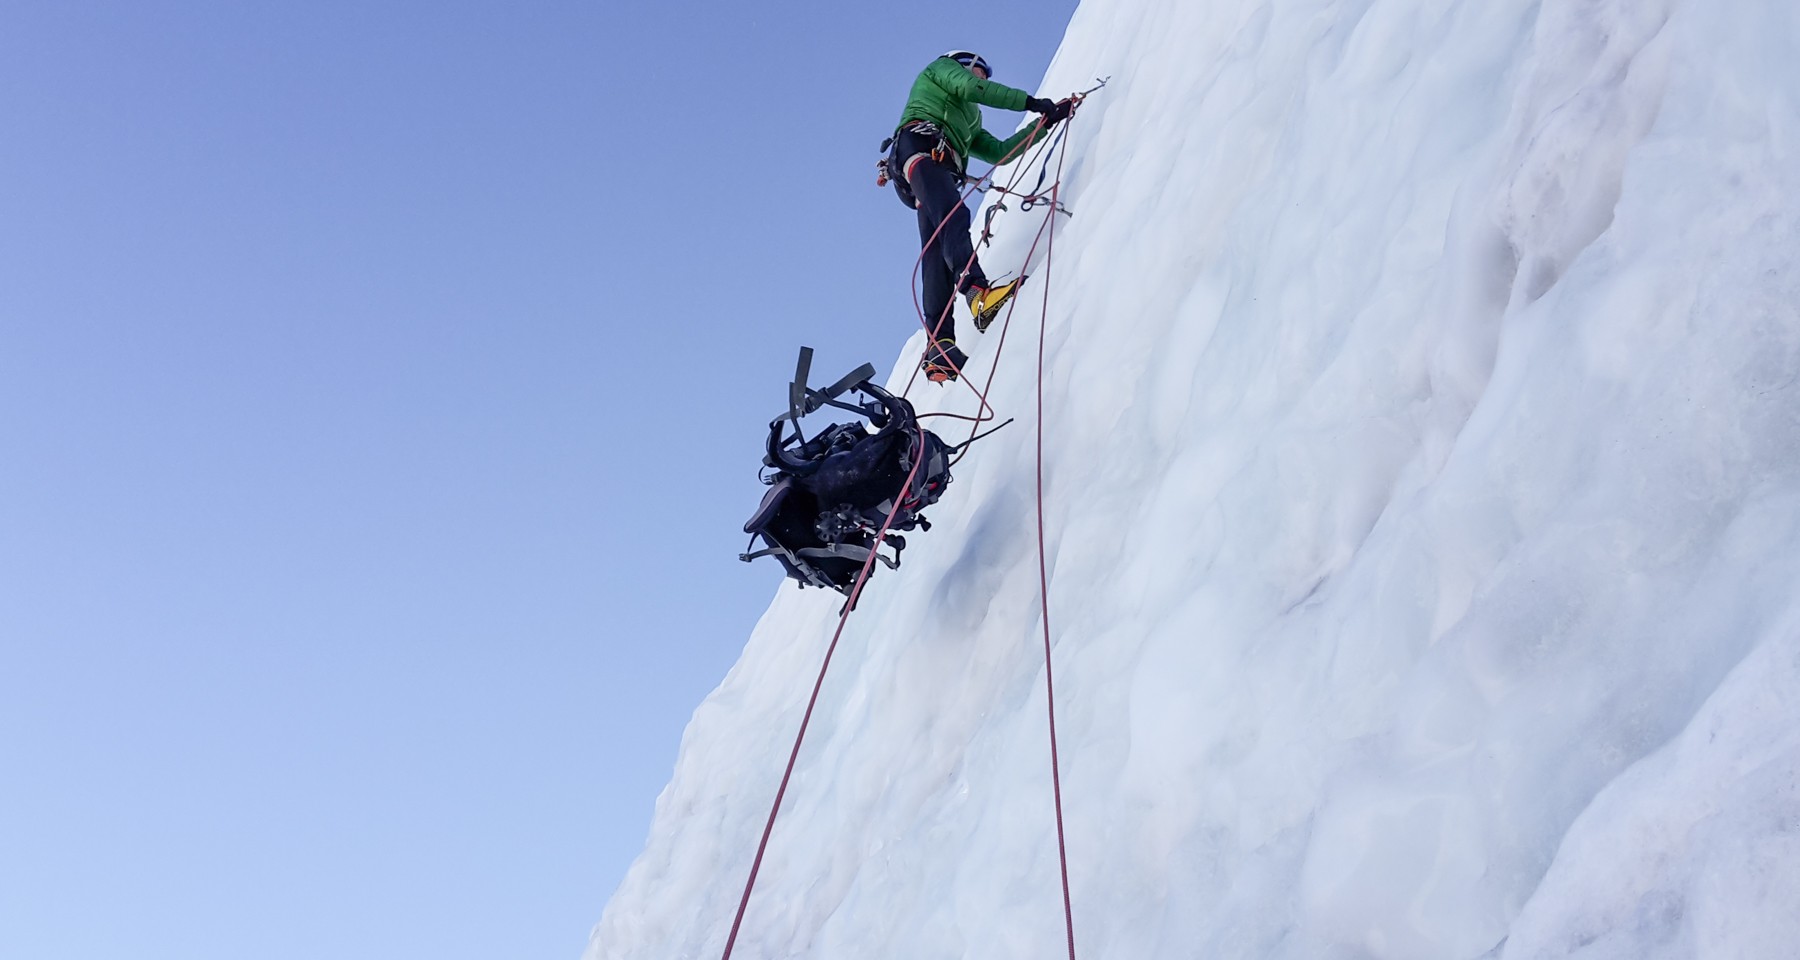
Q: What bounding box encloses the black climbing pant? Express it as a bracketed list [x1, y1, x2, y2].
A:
[890, 124, 989, 343]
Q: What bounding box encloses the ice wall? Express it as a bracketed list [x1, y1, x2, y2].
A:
[588, 1, 1800, 957]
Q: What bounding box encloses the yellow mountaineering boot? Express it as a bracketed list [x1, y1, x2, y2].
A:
[966, 277, 1025, 332]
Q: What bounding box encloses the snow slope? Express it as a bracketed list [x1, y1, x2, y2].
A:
[588, 1, 1800, 957]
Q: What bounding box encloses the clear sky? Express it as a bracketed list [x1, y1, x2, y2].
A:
[0, 2, 1077, 958]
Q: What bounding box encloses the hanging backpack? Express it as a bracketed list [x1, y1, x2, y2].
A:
[740, 348, 952, 597]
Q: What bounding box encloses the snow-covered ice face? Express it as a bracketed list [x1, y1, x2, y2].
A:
[591, 1, 1800, 959]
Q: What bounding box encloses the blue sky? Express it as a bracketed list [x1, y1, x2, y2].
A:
[0, 2, 1077, 958]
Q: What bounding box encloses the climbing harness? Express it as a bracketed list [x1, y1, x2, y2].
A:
[876, 120, 963, 204]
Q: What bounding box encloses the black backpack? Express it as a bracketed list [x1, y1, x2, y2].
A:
[741, 349, 952, 597]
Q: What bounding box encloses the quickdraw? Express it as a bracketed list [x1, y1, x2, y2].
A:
[975, 78, 1109, 245]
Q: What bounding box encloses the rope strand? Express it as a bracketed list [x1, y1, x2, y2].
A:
[1035, 141, 1078, 960]
[719, 431, 930, 960]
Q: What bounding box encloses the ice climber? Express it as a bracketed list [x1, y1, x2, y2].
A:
[883, 50, 1073, 382]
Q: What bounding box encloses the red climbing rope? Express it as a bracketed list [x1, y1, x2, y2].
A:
[904, 124, 1066, 467]
[934, 187, 1058, 468]
[1035, 145, 1078, 960]
[719, 431, 930, 960]
[721, 99, 1094, 960]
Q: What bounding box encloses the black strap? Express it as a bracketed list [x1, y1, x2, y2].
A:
[953, 417, 1016, 454]
[774, 355, 877, 424]
[818, 363, 876, 402]
[788, 346, 813, 428]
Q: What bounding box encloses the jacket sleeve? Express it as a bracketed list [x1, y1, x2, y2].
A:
[926, 57, 1030, 111]
[968, 121, 1050, 165]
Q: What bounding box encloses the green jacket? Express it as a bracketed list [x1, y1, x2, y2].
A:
[895, 57, 1048, 172]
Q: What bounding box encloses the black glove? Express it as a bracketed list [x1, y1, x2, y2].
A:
[1026, 97, 1074, 125]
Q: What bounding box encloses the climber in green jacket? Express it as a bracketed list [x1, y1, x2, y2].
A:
[885, 51, 1072, 381]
